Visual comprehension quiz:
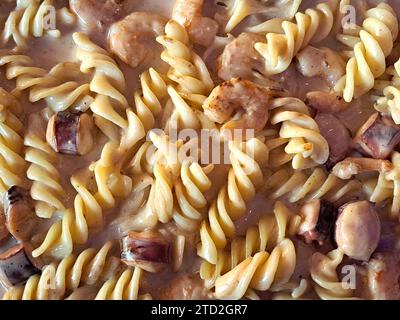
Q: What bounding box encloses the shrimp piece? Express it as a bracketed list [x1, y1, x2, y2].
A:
[203, 78, 271, 138]
[217, 32, 265, 81]
[296, 46, 346, 89]
[172, 0, 218, 47]
[108, 12, 167, 68]
[69, 0, 125, 31]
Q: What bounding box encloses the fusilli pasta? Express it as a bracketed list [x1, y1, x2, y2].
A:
[3, 241, 120, 300]
[198, 137, 269, 264]
[335, 3, 399, 102]
[269, 98, 329, 169]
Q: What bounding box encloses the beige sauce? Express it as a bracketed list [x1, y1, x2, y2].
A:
[0, 0, 399, 300]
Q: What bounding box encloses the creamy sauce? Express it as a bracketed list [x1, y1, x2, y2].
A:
[0, 0, 399, 300]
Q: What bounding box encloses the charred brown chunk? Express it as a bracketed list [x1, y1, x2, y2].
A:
[306, 91, 349, 114]
[335, 201, 381, 261]
[4, 186, 37, 242]
[0, 210, 8, 242]
[298, 200, 336, 246]
[354, 113, 400, 159]
[0, 244, 39, 287]
[46, 111, 94, 156]
[121, 230, 170, 273]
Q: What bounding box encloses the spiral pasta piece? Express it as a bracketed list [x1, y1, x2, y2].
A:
[264, 166, 361, 203]
[156, 20, 214, 100]
[215, 238, 296, 300]
[335, 3, 399, 102]
[198, 137, 269, 264]
[73, 32, 145, 151]
[0, 88, 26, 198]
[134, 67, 168, 132]
[95, 267, 142, 300]
[360, 152, 400, 219]
[24, 131, 64, 218]
[0, 0, 64, 49]
[200, 201, 301, 289]
[254, 0, 347, 75]
[0, 50, 93, 112]
[270, 98, 329, 169]
[221, 0, 301, 33]
[3, 241, 121, 300]
[374, 59, 400, 124]
[32, 141, 133, 258]
[310, 249, 356, 299]
[172, 162, 214, 232]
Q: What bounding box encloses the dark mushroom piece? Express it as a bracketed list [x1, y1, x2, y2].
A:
[121, 230, 170, 273]
[0, 244, 40, 288]
[4, 186, 38, 242]
[315, 113, 352, 168]
[335, 201, 381, 261]
[46, 111, 94, 156]
[298, 199, 336, 246]
[354, 113, 400, 159]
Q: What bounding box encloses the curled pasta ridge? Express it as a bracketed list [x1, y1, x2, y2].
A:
[198, 137, 269, 264]
[3, 241, 120, 300]
[335, 3, 399, 102]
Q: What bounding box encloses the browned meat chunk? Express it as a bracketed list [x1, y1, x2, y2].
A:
[0, 244, 40, 288]
[4, 186, 38, 242]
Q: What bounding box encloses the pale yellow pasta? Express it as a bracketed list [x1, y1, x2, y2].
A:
[361, 152, 400, 219]
[156, 20, 214, 100]
[221, 0, 302, 33]
[0, 50, 92, 112]
[200, 201, 301, 289]
[0, 88, 25, 199]
[264, 167, 361, 203]
[269, 98, 329, 169]
[215, 238, 296, 300]
[173, 162, 214, 232]
[255, 0, 348, 75]
[95, 267, 142, 300]
[73, 32, 145, 152]
[198, 137, 269, 264]
[310, 249, 357, 299]
[0, 0, 64, 49]
[335, 3, 399, 102]
[32, 141, 133, 258]
[3, 242, 120, 300]
[271, 278, 310, 300]
[374, 59, 400, 124]
[134, 68, 168, 132]
[24, 132, 65, 218]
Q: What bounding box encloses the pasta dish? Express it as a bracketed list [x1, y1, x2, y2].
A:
[0, 0, 399, 300]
